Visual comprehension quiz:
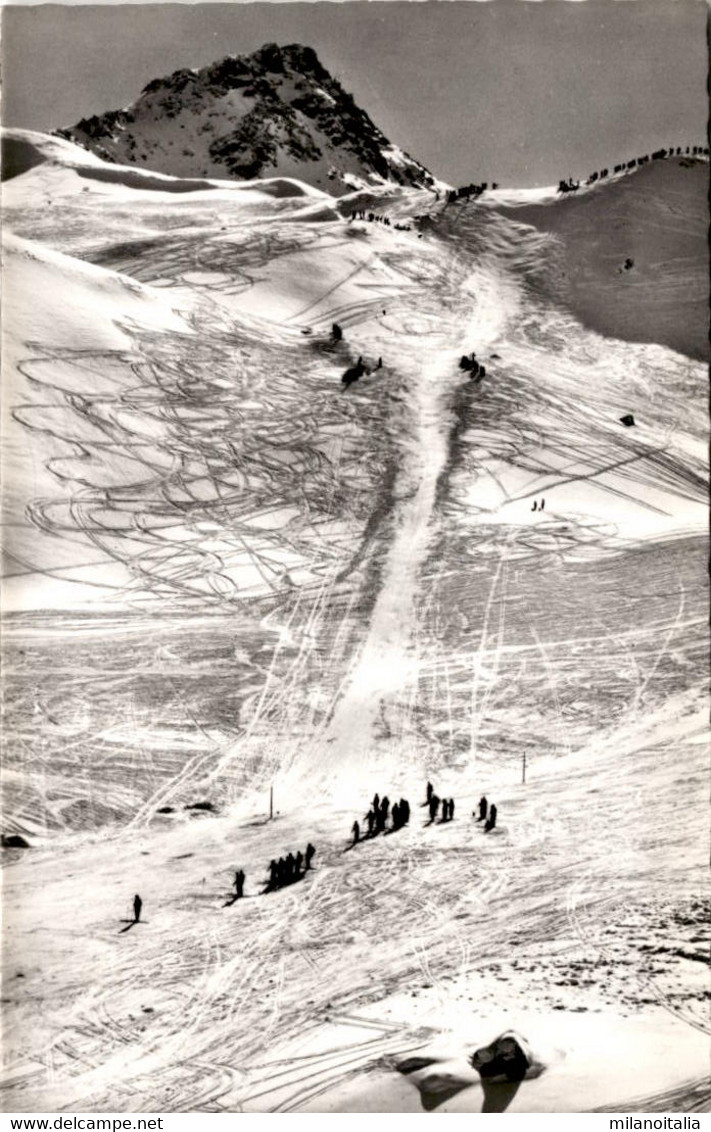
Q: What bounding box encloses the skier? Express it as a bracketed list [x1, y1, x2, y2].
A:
[429, 794, 440, 823]
[331, 322, 343, 341]
[485, 804, 498, 833]
[476, 795, 488, 822]
[294, 850, 303, 876]
[267, 859, 278, 891]
[305, 843, 316, 870]
[341, 357, 365, 389]
[450, 799, 455, 820]
[352, 820, 360, 845]
[133, 894, 143, 923]
[391, 803, 400, 830]
[366, 809, 375, 837]
[426, 781, 433, 805]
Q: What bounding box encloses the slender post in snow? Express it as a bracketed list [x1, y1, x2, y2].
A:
[269, 784, 273, 821]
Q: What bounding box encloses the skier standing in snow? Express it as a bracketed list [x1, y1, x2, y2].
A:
[133, 894, 143, 923]
[485, 803, 498, 832]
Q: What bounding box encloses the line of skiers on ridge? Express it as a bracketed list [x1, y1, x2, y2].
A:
[559, 144, 709, 195]
[349, 210, 412, 232]
[446, 181, 498, 204]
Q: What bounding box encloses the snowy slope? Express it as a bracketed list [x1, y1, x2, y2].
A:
[1, 129, 708, 1112]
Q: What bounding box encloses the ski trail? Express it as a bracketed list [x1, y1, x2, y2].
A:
[312, 262, 519, 797]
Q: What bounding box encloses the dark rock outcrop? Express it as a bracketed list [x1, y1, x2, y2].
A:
[55, 43, 438, 195]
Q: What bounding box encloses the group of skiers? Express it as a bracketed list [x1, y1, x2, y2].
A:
[446, 181, 498, 204]
[126, 782, 503, 925]
[558, 146, 708, 198]
[341, 354, 383, 389]
[349, 209, 393, 226]
[459, 353, 486, 382]
[263, 842, 316, 893]
[426, 782, 455, 823]
[349, 210, 412, 230]
[351, 792, 411, 843]
[474, 794, 498, 832]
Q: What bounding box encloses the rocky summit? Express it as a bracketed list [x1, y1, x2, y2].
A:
[55, 43, 440, 195]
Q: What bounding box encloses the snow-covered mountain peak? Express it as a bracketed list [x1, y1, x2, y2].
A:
[55, 43, 444, 196]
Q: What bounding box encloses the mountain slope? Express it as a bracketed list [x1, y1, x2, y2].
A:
[490, 156, 709, 361]
[55, 43, 443, 196]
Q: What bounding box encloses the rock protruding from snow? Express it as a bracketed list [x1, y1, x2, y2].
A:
[56, 43, 439, 196]
[470, 1031, 535, 1082]
[2, 834, 30, 849]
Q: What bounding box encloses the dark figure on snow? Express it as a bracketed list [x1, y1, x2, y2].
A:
[305, 843, 316, 870]
[133, 894, 143, 923]
[276, 857, 285, 886]
[342, 357, 365, 389]
[286, 852, 296, 880]
[294, 851, 303, 876]
[426, 781, 433, 805]
[400, 799, 410, 825]
[375, 357, 383, 371]
[235, 870, 245, 899]
[429, 794, 440, 823]
[331, 322, 343, 342]
[485, 804, 498, 833]
[391, 803, 400, 830]
[449, 799, 455, 820]
[268, 859, 278, 890]
[366, 809, 375, 836]
[373, 793, 380, 813]
[476, 795, 488, 822]
[376, 806, 386, 834]
[442, 799, 451, 822]
[381, 797, 390, 823]
[352, 820, 360, 845]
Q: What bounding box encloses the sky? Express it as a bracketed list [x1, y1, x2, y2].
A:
[2, 0, 708, 188]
